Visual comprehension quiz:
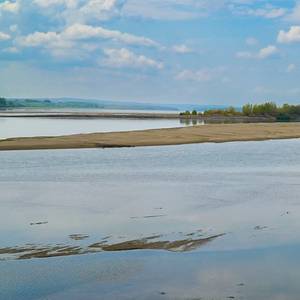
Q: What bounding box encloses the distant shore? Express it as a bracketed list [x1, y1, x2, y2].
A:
[0, 110, 274, 123]
[1, 122, 300, 151]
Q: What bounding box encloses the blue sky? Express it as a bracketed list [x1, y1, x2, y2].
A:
[0, 0, 300, 105]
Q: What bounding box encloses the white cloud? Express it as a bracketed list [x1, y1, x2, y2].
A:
[18, 31, 62, 47]
[277, 26, 300, 44]
[237, 45, 278, 59]
[123, 0, 288, 21]
[9, 24, 18, 32]
[0, 0, 20, 13]
[0, 32, 11, 41]
[253, 7, 286, 19]
[236, 51, 253, 58]
[34, 0, 124, 23]
[102, 48, 163, 69]
[286, 2, 300, 23]
[287, 64, 296, 73]
[172, 44, 193, 54]
[33, 0, 78, 8]
[122, 0, 226, 21]
[32, 0, 211, 22]
[75, 0, 123, 21]
[257, 45, 278, 59]
[17, 31, 75, 58]
[229, 2, 287, 19]
[63, 23, 159, 47]
[19, 23, 158, 48]
[36, 0, 284, 22]
[17, 23, 160, 59]
[2, 46, 19, 53]
[246, 37, 258, 46]
[176, 67, 225, 82]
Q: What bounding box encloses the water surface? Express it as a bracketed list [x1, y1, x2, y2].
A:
[1, 140, 300, 299]
[0, 117, 196, 139]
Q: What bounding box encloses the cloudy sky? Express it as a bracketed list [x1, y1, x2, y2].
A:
[0, 0, 300, 105]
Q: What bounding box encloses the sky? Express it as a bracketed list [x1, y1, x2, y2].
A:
[0, 0, 300, 105]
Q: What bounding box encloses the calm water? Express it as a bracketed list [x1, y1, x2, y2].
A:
[1, 140, 300, 299]
[0, 117, 204, 139]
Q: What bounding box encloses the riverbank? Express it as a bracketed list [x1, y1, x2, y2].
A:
[1, 122, 300, 151]
[0, 110, 274, 122]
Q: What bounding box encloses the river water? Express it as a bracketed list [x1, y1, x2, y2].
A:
[0, 117, 203, 139]
[0, 139, 300, 299]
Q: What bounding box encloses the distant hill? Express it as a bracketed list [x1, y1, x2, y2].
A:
[1, 97, 232, 112]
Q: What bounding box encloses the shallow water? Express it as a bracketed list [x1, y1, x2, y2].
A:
[0, 140, 300, 299]
[0, 117, 204, 139]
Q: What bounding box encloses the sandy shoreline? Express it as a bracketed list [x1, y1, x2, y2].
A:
[0, 122, 300, 151]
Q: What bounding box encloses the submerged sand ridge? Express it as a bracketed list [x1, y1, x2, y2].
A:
[0, 233, 224, 260]
[0, 122, 300, 151]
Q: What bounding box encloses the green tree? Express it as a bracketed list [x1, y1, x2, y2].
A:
[0, 97, 7, 107]
[226, 106, 237, 115]
[242, 103, 253, 116]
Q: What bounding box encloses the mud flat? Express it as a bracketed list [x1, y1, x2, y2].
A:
[0, 234, 224, 260]
[0, 122, 300, 151]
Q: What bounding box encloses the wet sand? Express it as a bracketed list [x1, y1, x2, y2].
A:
[0, 122, 300, 151]
[0, 234, 224, 260]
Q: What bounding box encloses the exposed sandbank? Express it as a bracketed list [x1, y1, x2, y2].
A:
[0, 234, 224, 260]
[0, 122, 300, 151]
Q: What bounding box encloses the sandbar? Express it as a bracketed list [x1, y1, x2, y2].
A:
[0, 122, 300, 151]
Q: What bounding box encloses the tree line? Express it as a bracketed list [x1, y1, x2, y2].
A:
[0, 97, 7, 107]
[180, 102, 300, 121]
[242, 102, 300, 121]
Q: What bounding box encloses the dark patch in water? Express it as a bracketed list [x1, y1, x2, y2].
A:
[92, 234, 223, 252]
[130, 214, 167, 219]
[281, 211, 290, 216]
[254, 225, 268, 231]
[69, 234, 90, 241]
[30, 221, 48, 226]
[0, 233, 225, 260]
[186, 233, 196, 237]
[95, 143, 135, 149]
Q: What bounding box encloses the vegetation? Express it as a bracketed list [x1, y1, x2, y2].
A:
[180, 106, 241, 117]
[1, 96, 300, 122]
[0, 97, 102, 109]
[180, 102, 300, 122]
[0, 97, 7, 108]
[242, 102, 300, 121]
[203, 106, 241, 116]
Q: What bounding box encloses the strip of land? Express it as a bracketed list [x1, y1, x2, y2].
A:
[0, 111, 180, 119]
[0, 122, 300, 151]
[0, 111, 273, 122]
